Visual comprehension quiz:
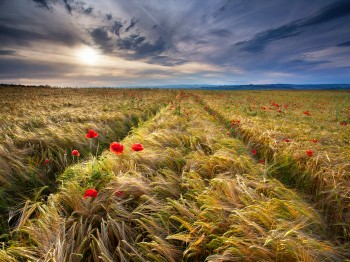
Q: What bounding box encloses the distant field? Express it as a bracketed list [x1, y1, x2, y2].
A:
[196, 90, 350, 238]
[0, 87, 349, 261]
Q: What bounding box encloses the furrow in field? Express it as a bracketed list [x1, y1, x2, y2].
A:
[0, 87, 175, 235]
[191, 91, 350, 242]
[3, 92, 348, 261]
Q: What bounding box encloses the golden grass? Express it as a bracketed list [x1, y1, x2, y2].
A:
[195, 90, 350, 241]
[1, 90, 348, 261]
[0, 87, 176, 235]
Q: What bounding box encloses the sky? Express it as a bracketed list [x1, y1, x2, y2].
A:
[0, 0, 350, 87]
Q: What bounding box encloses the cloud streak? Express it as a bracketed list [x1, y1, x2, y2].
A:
[235, 0, 350, 53]
[0, 0, 349, 86]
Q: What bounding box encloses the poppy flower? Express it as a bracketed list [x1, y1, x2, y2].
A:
[306, 150, 313, 157]
[311, 139, 318, 143]
[131, 143, 144, 152]
[231, 120, 241, 126]
[283, 139, 291, 142]
[86, 129, 98, 139]
[115, 191, 123, 197]
[303, 111, 311, 116]
[43, 158, 49, 165]
[110, 142, 124, 155]
[340, 121, 348, 126]
[251, 149, 257, 155]
[72, 149, 80, 156]
[83, 188, 98, 199]
[259, 159, 265, 164]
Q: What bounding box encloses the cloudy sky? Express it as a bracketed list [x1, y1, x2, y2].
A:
[0, 0, 350, 86]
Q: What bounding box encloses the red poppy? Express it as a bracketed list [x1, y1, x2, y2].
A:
[283, 139, 291, 142]
[86, 129, 98, 139]
[251, 149, 257, 155]
[306, 150, 313, 157]
[312, 139, 318, 143]
[231, 120, 240, 126]
[340, 121, 348, 126]
[303, 111, 311, 116]
[115, 191, 123, 197]
[72, 149, 80, 156]
[43, 158, 49, 165]
[131, 143, 144, 152]
[259, 159, 265, 164]
[110, 142, 124, 155]
[83, 188, 98, 198]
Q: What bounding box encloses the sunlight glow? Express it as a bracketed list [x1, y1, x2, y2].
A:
[76, 47, 99, 65]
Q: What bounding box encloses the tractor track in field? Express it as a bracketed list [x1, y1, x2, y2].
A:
[1, 102, 167, 236]
[188, 92, 348, 243]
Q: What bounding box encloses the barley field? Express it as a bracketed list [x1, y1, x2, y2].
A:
[0, 87, 349, 261]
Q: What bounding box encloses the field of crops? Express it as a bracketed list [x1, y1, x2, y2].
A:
[196, 90, 350, 240]
[0, 87, 349, 261]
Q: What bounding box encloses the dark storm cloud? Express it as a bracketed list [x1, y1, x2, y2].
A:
[0, 49, 17, 55]
[83, 6, 93, 15]
[0, 24, 44, 46]
[73, 1, 95, 16]
[235, 24, 302, 53]
[235, 0, 350, 53]
[125, 18, 138, 33]
[31, 0, 51, 10]
[112, 20, 123, 36]
[132, 38, 167, 58]
[89, 13, 168, 59]
[337, 41, 350, 47]
[116, 35, 167, 59]
[0, 58, 78, 78]
[90, 27, 113, 52]
[0, 24, 80, 47]
[62, 0, 72, 14]
[30, 0, 93, 16]
[106, 14, 112, 21]
[116, 34, 145, 49]
[301, 0, 350, 26]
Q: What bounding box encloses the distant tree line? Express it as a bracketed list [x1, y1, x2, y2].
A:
[0, 83, 54, 88]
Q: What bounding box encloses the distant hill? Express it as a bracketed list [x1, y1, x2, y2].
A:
[143, 84, 350, 90]
[2, 83, 350, 90]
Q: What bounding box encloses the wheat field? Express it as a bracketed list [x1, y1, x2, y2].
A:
[0, 87, 349, 261]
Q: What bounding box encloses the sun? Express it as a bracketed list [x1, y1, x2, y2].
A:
[76, 47, 99, 65]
